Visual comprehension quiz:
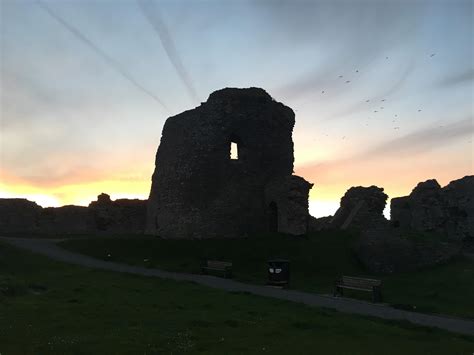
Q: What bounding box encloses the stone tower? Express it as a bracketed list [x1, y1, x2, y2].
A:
[146, 87, 312, 238]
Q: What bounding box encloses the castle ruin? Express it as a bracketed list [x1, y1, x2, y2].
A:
[146, 88, 313, 238]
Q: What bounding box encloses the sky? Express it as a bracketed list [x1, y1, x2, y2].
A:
[1, 0, 473, 218]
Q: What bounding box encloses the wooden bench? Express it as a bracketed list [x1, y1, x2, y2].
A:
[201, 260, 232, 278]
[334, 276, 382, 302]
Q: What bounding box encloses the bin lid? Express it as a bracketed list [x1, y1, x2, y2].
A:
[268, 259, 290, 263]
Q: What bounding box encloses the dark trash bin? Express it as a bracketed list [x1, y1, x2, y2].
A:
[267, 259, 290, 287]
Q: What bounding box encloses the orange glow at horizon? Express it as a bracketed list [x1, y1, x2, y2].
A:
[1, 129, 472, 216]
[0, 177, 150, 208]
[1, 152, 472, 218]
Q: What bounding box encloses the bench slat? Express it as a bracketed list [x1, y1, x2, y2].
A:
[341, 276, 381, 287]
[202, 267, 230, 271]
[206, 260, 232, 268]
[334, 275, 383, 303]
[201, 260, 233, 279]
[336, 284, 374, 291]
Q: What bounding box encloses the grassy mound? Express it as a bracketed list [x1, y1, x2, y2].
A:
[60, 231, 474, 318]
[1, 241, 473, 354]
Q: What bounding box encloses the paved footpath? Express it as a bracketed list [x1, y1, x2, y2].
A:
[2, 237, 474, 336]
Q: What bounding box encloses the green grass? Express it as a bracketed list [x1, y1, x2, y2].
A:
[1, 242, 473, 354]
[60, 232, 474, 318]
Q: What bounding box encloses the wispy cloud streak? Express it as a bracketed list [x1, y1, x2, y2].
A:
[297, 118, 473, 174]
[364, 118, 473, 157]
[438, 69, 474, 88]
[328, 60, 416, 120]
[137, 0, 199, 103]
[36, 0, 169, 111]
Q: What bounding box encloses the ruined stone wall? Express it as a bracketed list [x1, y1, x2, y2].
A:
[38, 206, 94, 234]
[442, 176, 474, 240]
[329, 186, 388, 230]
[0, 199, 42, 233]
[147, 87, 309, 238]
[391, 176, 474, 240]
[0, 194, 146, 235]
[354, 227, 460, 273]
[89, 193, 147, 234]
[265, 176, 313, 235]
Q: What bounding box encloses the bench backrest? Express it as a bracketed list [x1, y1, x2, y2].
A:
[341, 276, 381, 288]
[206, 260, 232, 268]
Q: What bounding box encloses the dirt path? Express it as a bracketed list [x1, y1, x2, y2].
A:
[3, 237, 474, 336]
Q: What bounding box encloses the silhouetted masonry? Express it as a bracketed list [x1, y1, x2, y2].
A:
[88, 193, 147, 234]
[391, 176, 474, 240]
[330, 186, 388, 230]
[0, 199, 42, 233]
[0, 194, 146, 235]
[309, 185, 388, 232]
[146, 88, 313, 239]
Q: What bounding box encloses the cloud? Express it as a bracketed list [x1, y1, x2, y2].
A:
[36, 0, 169, 111]
[437, 69, 474, 87]
[297, 117, 473, 175]
[0, 160, 151, 188]
[364, 117, 473, 157]
[0, 165, 105, 187]
[327, 59, 416, 120]
[137, 0, 199, 104]
[295, 118, 473, 204]
[270, 0, 420, 100]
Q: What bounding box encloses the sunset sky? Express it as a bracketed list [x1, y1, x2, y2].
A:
[1, 0, 473, 218]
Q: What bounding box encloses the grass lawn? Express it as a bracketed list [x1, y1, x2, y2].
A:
[60, 232, 474, 318]
[1, 242, 474, 354]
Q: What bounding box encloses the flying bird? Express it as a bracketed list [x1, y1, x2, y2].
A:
[374, 110, 378, 113]
[322, 90, 325, 93]
[366, 100, 370, 102]
[381, 99, 386, 102]
[430, 53, 436, 57]
[418, 109, 422, 112]
[339, 75, 343, 78]
[345, 80, 351, 83]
